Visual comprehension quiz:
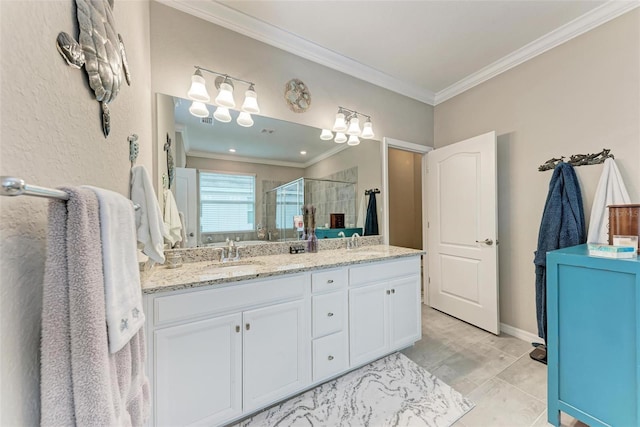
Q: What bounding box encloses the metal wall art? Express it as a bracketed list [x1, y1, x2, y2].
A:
[56, 0, 131, 138]
[284, 78, 311, 113]
[538, 148, 614, 171]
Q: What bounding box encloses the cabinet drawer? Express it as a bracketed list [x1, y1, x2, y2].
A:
[313, 331, 349, 382]
[349, 257, 420, 286]
[153, 274, 309, 326]
[311, 268, 348, 293]
[312, 291, 347, 338]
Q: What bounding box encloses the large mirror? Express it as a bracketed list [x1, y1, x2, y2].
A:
[156, 93, 382, 248]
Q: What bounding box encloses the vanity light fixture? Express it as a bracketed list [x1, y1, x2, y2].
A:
[347, 135, 360, 146]
[186, 66, 260, 126]
[331, 107, 375, 143]
[320, 129, 333, 140]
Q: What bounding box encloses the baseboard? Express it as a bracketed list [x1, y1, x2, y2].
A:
[500, 322, 544, 345]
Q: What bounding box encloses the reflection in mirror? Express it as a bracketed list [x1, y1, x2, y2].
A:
[156, 93, 382, 248]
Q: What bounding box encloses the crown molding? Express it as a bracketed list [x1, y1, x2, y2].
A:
[187, 150, 308, 168]
[434, 1, 640, 105]
[157, 0, 436, 105]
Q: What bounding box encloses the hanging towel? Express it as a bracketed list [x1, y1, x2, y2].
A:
[85, 186, 146, 353]
[178, 211, 187, 248]
[587, 158, 631, 243]
[163, 189, 183, 247]
[131, 165, 166, 264]
[533, 163, 586, 342]
[41, 187, 150, 426]
[364, 192, 379, 236]
[356, 194, 366, 229]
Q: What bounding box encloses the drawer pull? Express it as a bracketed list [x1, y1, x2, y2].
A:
[327, 279, 334, 284]
[245, 323, 250, 331]
[327, 312, 334, 317]
[328, 355, 334, 361]
[386, 290, 391, 295]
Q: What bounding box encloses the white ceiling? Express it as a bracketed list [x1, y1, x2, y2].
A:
[164, 0, 637, 104]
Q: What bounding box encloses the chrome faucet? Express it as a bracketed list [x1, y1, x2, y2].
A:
[338, 231, 346, 238]
[221, 239, 241, 262]
[347, 233, 360, 250]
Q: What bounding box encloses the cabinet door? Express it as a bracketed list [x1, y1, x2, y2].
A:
[349, 282, 389, 366]
[389, 275, 422, 350]
[242, 299, 310, 412]
[155, 313, 242, 427]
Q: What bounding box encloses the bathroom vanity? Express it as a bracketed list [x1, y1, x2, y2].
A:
[141, 245, 423, 426]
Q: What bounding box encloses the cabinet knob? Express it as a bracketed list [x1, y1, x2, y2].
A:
[235, 325, 240, 333]
[391, 289, 395, 294]
[245, 323, 250, 331]
[328, 355, 334, 361]
[327, 279, 334, 284]
[327, 312, 334, 317]
[386, 290, 391, 295]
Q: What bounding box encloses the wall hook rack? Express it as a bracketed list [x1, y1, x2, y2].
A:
[538, 148, 614, 171]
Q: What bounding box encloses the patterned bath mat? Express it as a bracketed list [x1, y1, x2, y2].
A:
[235, 352, 474, 427]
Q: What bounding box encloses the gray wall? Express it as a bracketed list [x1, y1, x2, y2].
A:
[0, 1, 152, 425]
[434, 10, 640, 336]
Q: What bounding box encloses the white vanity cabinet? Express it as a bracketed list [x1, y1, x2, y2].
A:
[146, 273, 311, 427]
[348, 257, 422, 367]
[143, 254, 422, 427]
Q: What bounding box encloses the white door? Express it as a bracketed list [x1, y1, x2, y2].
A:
[242, 300, 309, 412]
[427, 131, 499, 334]
[349, 282, 389, 366]
[388, 275, 422, 349]
[155, 313, 242, 426]
[175, 167, 197, 247]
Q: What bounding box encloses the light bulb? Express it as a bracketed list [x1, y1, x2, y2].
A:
[347, 135, 360, 146]
[215, 81, 235, 108]
[332, 112, 347, 132]
[320, 129, 333, 140]
[213, 106, 232, 123]
[347, 117, 361, 136]
[361, 120, 375, 139]
[334, 132, 347, 144]
[237, 111, 254, 127]
[187, 70, 210, 102]
[188, 101, 209, 118]
[241, 86, 260, 114]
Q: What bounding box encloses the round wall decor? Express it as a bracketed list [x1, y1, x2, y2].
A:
[284, 78, 311, 113]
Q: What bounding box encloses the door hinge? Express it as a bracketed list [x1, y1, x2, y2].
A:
[428, 277, 431, 284]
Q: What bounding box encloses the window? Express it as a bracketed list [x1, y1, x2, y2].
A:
[200, 171, 255, 233]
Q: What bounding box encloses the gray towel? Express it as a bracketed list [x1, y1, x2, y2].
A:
[41, 187, 150, 426]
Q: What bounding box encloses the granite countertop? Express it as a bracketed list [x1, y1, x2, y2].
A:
[141, 245, 424, 294]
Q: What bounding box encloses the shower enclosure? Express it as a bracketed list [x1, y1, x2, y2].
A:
[265, 178, 359, 242]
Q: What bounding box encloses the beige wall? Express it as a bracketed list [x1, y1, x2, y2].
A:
[388, 149, 423, 249]
[149, 2, 434, 148]
[434, 10, 640, 335]
[0, 1, 152, 424]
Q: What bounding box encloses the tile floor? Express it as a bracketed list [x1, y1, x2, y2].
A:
[401, 305, 589, 427]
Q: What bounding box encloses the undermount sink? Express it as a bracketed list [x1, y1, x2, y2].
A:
[204, 260, 265, 271]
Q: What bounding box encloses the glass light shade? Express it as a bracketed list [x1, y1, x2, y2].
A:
[361, 121, 375, 139]
[241, 89, 260, 114]
[187, 72, 210, 102]
[334, 132, 347, 144]
[188, 101, 209, 118]
[320, 129, 333, 140]
[213, 106, 232, 123]
[347, 117, 361, 136]
[332, 113, 347, 132]
[347, 135, 360, 146]
[215, 82, 235, 108]
[237, 111, 254, 127]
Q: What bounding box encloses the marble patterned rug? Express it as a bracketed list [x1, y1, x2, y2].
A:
[235, 352, 474, 427]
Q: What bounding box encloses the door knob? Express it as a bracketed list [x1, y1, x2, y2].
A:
[475, 238, 493, 246]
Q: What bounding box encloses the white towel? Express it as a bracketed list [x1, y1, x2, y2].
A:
[86, 186, 146, 353]
[163, 189, 183, 247]
[131, 165, 166, 264]
[356, 194, 366, 229]
[587, 158, 631, 244]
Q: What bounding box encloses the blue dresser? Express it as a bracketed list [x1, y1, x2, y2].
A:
[547, 244, 640, 427]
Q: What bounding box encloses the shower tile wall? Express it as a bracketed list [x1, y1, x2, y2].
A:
[308, 167, 358, 228]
